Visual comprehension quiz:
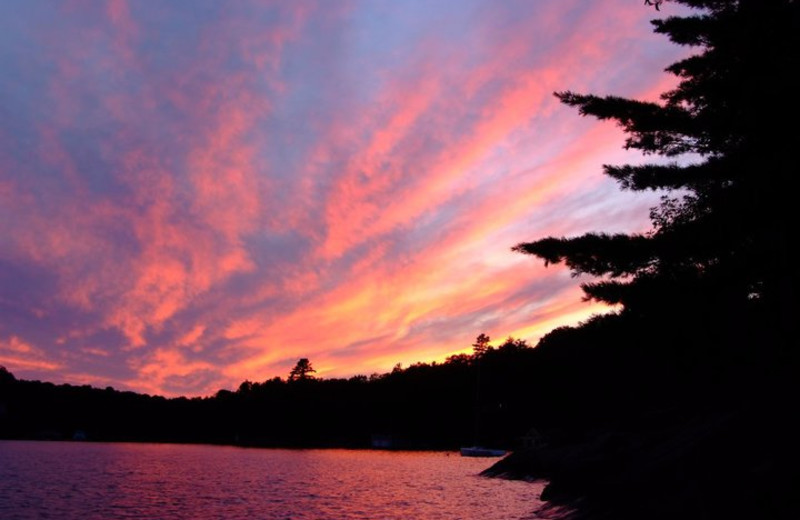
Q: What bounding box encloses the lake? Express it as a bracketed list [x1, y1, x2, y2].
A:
[0, 441, 546, 519]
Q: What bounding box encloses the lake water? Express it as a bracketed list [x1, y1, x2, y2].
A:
[0, 441, 546, 519]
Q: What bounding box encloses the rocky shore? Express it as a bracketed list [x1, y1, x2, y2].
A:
[483, 401, 798, 520]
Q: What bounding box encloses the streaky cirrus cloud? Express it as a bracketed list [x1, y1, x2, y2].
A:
[0, 0, 690, 396]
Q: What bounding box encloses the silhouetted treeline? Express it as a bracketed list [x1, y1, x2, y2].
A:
[0, 337, 546, 449]
[2, 292, 788, 453]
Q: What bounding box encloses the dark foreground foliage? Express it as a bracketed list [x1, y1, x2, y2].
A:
[488, 0, 799, 518]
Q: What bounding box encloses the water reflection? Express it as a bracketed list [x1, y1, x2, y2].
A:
[0, 441, 544, 519]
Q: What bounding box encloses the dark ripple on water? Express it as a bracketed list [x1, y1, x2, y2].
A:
[0, 441, 546, 519]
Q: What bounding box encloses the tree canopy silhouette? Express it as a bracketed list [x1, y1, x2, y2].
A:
[288, 358, 316, 382]
[1, 335, 541, 450]
[514, 0, 798, 344]
[0, 365, 15, 384]
[472, 333, 492, 357]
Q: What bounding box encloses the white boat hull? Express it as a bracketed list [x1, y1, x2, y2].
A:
[459, 446, 506, 457]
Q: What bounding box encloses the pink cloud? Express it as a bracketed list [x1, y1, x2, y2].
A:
[0, 336, 63, 373]
[0, 0, 689, 395]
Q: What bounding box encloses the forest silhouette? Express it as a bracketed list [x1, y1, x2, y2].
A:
[1, 1, 798, 518]
[1, 337, 553, 449]
[487, 1, 799, 518]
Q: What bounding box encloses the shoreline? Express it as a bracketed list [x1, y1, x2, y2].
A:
[0, 437, 466, 454]
[482, 400, 799, 520]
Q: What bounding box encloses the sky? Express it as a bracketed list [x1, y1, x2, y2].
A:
[0, 0, 689, 397]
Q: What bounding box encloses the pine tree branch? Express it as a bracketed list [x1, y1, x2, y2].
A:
[603, 158, 727, 191]
[554, 92, 696, 155]
[513, 233, 656, 278]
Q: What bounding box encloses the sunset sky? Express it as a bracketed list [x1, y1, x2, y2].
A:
[0, 0, 689, 396]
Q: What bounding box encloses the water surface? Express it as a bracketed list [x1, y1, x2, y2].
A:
[0, 441, 545, 519]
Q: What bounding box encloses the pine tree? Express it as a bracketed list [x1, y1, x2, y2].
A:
[514, 0, 798, 342]
[288, 358, 316, 382]
[472, 333, 492, 357]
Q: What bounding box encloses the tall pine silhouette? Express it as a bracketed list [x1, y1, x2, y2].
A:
[499, 6, 800, 518]
[514, 0, 798, 345]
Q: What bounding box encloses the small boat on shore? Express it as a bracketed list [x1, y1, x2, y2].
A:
[460, 446, 506, 457]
